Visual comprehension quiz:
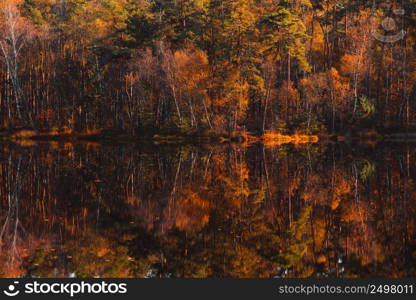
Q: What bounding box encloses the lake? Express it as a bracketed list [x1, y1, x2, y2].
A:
[0, 140, 415, 278]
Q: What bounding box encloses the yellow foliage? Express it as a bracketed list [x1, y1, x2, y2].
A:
[12, 130, 37, 138]
[175, 189, 211, 233]
[261, 132, 319, 146]
[317, 255, 326, 264]
[97, 247, 109, 258]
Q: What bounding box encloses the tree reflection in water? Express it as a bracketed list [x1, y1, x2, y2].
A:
[0, 141, 415, 278]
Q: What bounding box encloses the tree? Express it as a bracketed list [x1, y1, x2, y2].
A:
[0, 0, 33, 124]
[300, 67, 350, 131]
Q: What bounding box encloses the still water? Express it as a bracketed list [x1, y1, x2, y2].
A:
[0, 140, 415, 278]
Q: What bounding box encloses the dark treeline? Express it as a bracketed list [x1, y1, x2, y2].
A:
[0, 0, 416, 136]
[0, 141, 416, 277]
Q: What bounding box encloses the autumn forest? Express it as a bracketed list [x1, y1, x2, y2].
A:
[1, 0, 416, 280]
[0, 0, 415, 138]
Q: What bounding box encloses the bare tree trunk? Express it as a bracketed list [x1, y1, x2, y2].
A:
[0, 2, 32, 126]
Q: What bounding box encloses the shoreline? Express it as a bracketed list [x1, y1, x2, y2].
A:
[1, 128, 416, 145]
[0, 130, 320, 145]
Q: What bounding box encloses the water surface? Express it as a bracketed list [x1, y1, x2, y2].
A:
[0, 141, 415, 278]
